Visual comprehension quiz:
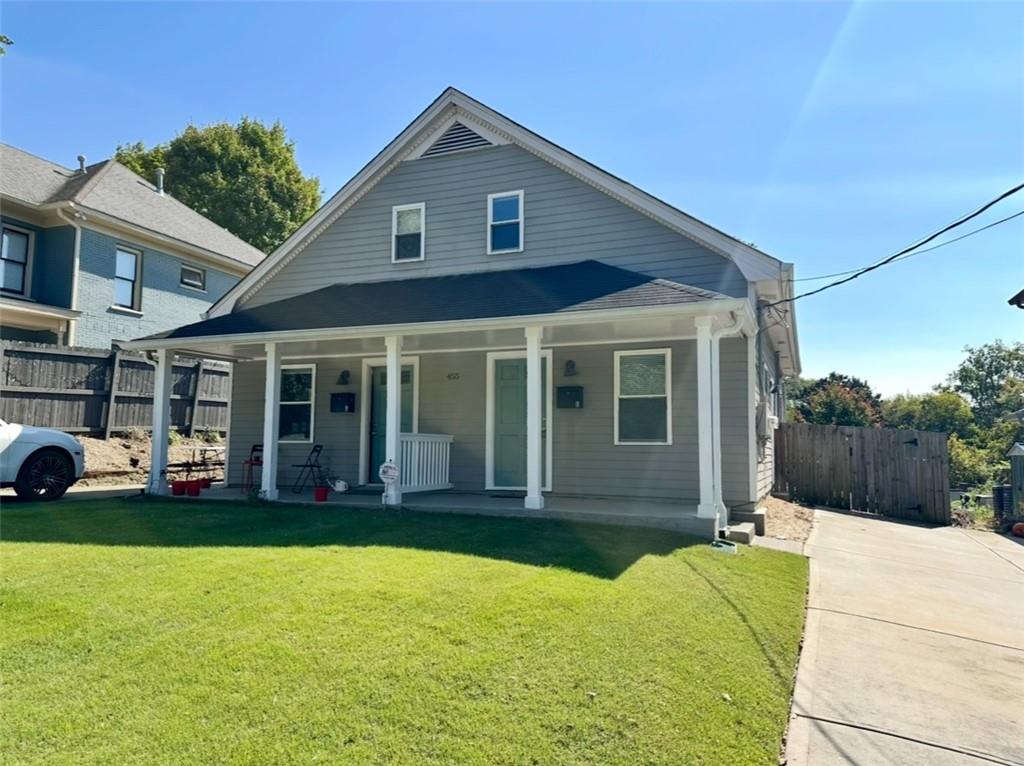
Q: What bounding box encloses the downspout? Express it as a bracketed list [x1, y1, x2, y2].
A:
[710, 311, 746, 535]
[56, 204, 84, 346]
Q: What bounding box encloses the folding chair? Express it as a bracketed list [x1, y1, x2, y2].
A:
[292, 444, 325, 493]
[240, 444, 263, 494]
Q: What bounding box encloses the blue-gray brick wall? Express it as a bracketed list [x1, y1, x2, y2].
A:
[75, 227, 239, 347]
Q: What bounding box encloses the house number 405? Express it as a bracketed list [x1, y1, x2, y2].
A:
[446, 372, 460, 380]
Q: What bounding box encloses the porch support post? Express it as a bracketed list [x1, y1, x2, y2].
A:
[383, 334, 403, 507]
[146, 348, 173, 495]
[261, 342, 281, 501]
[711, 329, 727, 526]
[695, 317, 718, 524]
[524, 325, 545, 510]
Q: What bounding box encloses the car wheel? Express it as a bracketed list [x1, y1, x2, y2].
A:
[14, 449, 73, 501]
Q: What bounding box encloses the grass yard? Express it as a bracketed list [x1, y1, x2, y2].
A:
[1, 498, 807, 765]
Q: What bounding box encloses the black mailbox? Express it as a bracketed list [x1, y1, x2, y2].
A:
[556, 386, 584, 409]
[330, 392, 356, 413]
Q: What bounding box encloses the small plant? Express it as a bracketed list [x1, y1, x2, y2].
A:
[198, 429, 223, 445]
[122, 426, 147, 442]
[167, 430, 184, 447]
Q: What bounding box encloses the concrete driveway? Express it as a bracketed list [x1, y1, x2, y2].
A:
[786, 509, 1024, 766]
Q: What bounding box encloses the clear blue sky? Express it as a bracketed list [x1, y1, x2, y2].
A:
[2, 2, 1021, 395]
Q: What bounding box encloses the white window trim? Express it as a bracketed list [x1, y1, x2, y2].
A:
[613, 348, 673, 446]
[179, 263, 207, 293]
[1, 223, 35, 297]
[279, 363, 316, 444]
[486, 190, 524, 255]
[114, 244, 143, 310]
[391, 203, 426, 263]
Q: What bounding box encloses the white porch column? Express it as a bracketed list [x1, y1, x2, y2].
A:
[146, 348, 173, 495]
[261, 342, 281, 501]
[711, 330, 727, 526]
[524, 325, 545, 510]
[383, 335, 403, 506]
[695, 317, 717, 522]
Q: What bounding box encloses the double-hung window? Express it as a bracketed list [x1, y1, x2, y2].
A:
[1, 225, 31, 295]
[180, 264, 206, 291]
[487, 190, 523, 254]
[392, 203, 425, 262]
[614, 349, 672, 445]
[279, 365, 315, 442]
[114, 246, 141, 310]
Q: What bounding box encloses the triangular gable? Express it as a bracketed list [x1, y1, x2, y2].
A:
[207, 87, 787, 318]
[420, 121, 492, 157]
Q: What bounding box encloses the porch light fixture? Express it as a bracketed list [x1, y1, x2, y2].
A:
[337, 370, 351, 386]
[564, 360, 577, 377]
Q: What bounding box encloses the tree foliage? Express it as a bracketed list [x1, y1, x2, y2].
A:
[791, 373, 882, 426]
[0, 34, 12, 56]
[115, 119, 321, 253]
[881, 391, 975, 438]
[945, 340, 1024, 428]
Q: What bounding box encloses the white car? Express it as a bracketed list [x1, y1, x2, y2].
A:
[0, 419, 85, 501]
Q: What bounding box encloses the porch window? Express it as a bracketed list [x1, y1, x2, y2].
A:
[487, 190, 523, 254]
[614, 349, 672, 445]
[392, 203, 425, 262]
[114, 246, 141, 309]
[1, 225, 31, 295]
[279, 365, 315, 442]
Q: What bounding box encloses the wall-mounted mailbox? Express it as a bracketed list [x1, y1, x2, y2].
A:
[330, 392, 356, 413]
[556, 386, 584, 409]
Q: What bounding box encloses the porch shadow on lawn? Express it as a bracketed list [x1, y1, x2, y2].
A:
[0, 497, 702, 579]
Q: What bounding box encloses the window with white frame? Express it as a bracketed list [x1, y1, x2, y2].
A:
[614, 349, 672, 445]
[180, 264, 206, 291]
[114, 246, 141, 309]
[392, 203, 425, 262]
[487, 190, 523, 254]
[1, 225, 31, 295]
[279, 365, 315, 442]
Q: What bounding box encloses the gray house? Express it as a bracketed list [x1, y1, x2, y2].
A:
[0, 144, 264, 348]
[126, 89, 801, 539]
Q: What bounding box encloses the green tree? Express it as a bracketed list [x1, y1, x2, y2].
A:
[115, 118, 321, 252]
[945, 340, 1024, 428]
[0, 34, 12, 55]
[881, 391, 975, 437]
[792, 373, 883, 426]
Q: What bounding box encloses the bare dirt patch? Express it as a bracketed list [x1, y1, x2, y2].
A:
[762, 496, 815, 543]
[78, 432, 224, 487]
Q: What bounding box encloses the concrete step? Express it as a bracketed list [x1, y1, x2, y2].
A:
[726, 522, 756, 545]
[730, 508, 766, 536]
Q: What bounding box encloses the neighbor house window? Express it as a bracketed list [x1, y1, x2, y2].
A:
[280, 365, 315, 442]
[392, 203, 425, 262]
[180, 264, 206, 291]
[487, 190, 523, 254]
[1, 225, 31, 295]
[614, 349, 672, 445]
[114, 246, 141, 309]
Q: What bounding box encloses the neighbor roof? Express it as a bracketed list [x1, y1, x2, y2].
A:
[0, 143, 266, 268]
[144, 260, 729, 342]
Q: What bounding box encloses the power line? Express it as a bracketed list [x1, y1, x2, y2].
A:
[794, 208, 1024, 282]
[766, 181, 1024, 306]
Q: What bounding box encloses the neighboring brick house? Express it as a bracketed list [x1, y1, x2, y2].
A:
[0, 144, 264, 347]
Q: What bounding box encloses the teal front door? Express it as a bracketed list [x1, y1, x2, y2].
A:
[492, 357, 547, 488]
[368, 365, 414, 483]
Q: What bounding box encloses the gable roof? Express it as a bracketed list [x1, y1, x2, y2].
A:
[0, 143, 266, 268]
[207, 87, 790, 318]
[143, 260, 730, 343]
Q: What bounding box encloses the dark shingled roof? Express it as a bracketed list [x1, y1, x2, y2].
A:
[145, 260, 727, 341]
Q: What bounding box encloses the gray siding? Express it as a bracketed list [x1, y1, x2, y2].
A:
[243, 144, 747, 308]
[228, 339, 752, 505]
[755, 317, 783, 500]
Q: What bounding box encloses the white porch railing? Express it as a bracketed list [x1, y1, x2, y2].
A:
[399, 433, 454, 493]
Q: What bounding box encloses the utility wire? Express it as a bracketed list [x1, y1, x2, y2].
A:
[794, 209, 1024, 282]
[766, 181, 1024, 306]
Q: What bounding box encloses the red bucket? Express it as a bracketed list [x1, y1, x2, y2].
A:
[200, 477, 212, 489]
[186, 479, 202, 497]
[171, 480, 187, 496]
[313, 486, 329, 502]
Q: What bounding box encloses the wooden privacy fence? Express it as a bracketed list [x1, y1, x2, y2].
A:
[0, 341, 230, 436]
[774, 422, 951, 524]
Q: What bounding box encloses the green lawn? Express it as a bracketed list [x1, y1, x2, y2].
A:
[1, 498, 807, 765]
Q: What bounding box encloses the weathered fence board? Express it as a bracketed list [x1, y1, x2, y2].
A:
[0, 341, 230, 436]
[774, 422, 951, 524]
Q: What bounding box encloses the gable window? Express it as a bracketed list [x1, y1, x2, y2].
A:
[280, 365, 315, 442]
[392, 203, 425, 262]
[1, 225, 31, 295]
[487, 190, 524, 254]
[614, 349, 672, 445]
[114, 246, 141, 309]
[180, 264, 206, 291]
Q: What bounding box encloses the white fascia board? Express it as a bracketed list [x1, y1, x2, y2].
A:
[0, 297, 81, 321]
[207, 88, 785, 318]
[123, 297, 751, 352]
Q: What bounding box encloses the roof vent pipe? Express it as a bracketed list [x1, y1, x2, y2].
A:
[155, 168, 165, 195]
[77, 155, 86, 174]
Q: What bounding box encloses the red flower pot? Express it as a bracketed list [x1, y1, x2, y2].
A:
[171, 480, 187, 496]
[200, 477, 212, 489]
[313, 486, 329, 502]
[186, 479, 202, 497]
